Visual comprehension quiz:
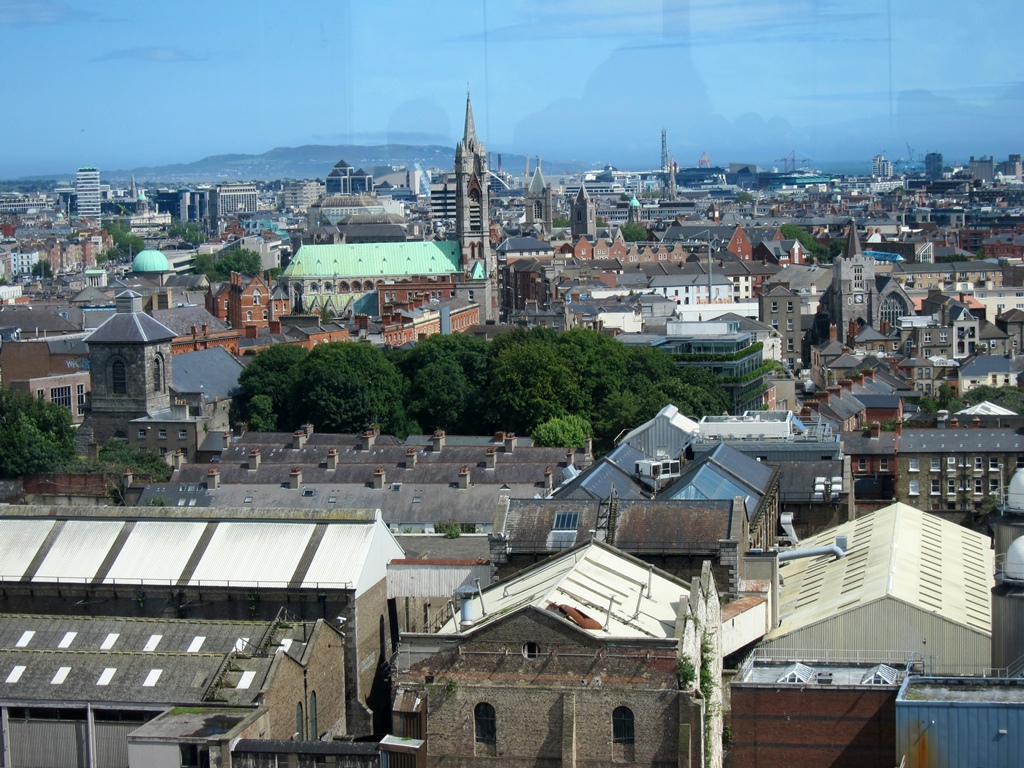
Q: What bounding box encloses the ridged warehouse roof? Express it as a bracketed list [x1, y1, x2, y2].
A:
[283, 241, 462, 279]
[767, 502, 993, 639]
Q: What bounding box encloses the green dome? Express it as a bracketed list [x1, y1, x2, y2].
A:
[629, 195, 640, 207]
[132, 249, 170, 273]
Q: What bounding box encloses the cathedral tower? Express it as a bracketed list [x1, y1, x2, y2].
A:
[524, 165, 552, 236]
[571, 182, 597, 239]
[455, 90, 496, 320]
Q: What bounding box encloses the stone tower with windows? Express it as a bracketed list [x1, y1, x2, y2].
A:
[81, 290, 176, 443]
[455, 90, 496, 320]
[524, 165, 552, 236]
[571, 182, 597, 239]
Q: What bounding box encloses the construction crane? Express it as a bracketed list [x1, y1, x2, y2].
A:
[698, 151, 711, 169]
[775, 150, 811, 173]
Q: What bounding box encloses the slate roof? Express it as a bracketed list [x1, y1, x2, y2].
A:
[171, 347, 244, 402]
[151, 306, 229, 336]
[959, 355, 1014, 376]
[896, 427, 1024, 453]
[84, 309, 176, 344]
[0, 306, 80, 334]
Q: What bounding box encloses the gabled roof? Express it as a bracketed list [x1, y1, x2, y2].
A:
[616, 403, 699, 459]
[437, 539, 694, 639]
[283, 241, 461, 279]
[527, 166, 547, 196]
[767, 502, 993, 641]
[661, 443, 774, 514]
[956, 401, 1017, 416]
[84, 308, 176, 345]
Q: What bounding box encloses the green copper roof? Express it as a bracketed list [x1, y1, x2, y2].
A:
[629, 195, 641, 207]
[284, 241, 462, 279]
[470, 260, 487, 279]
[132, 249, 170, 273]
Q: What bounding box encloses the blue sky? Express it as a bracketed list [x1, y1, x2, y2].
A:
[2, 0, 1021, 178]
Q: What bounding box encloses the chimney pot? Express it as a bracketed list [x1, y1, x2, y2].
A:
[290, 467, 302, 490]
[373, 466, 386, 489]
[458, 465, 470, 489]
[248, 449, 261, 470]
[504, 432, 517, 453]
[486, 446, 497, 469]
[293, 430, 307, 449]
[172, 449, 184, 470]
[406, 447, 418, 469]
[870, 421, 881, 438]
[432, 430, 446, 451]
[207, 467, 220, 489]
[360, 430, 376, 450]
[326, 448, 338, 470]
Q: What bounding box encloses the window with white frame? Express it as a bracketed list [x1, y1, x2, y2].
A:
[931, 457, 940, 471]
[908, 479, 920, 496]
[909, 457, 919, 472]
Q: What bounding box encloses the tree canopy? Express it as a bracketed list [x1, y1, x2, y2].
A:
[619, 222, 648, 242]
[0, 389, 75, 478]
[30, 260, 52, 278]
[237, 328, 731, 450]
[103, 220, 145, 260]
[195, 248, 263, 281]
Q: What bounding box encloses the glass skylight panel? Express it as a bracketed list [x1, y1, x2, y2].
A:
[58, 631, 77, 649]
[142, 669, 162, 687]
[187, 636, 206, 653]
[5, 666, 25, 683]
[97, 668, 116, 686]
[51, 667, 71, 685]
[237, 670, 256, 689]
[552, 511, 579, 531]
[143, 634, 162, 652]
[15, 630, 34, 648]
[234, 637, 249, 652]
[277, 638, 293, 654]
[100, 633, 119, 650]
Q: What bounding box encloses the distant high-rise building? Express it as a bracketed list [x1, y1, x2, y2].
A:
[996, 154, 1022, 182]
[208, 183, 257, 231]
[925, 152, 944, 181]
[76, 166, 101, 220]
[282, 180, 326, 210]
[968, 156, 996, 184]
[871, 155, 893, 179]
[325, 160, 373, 196]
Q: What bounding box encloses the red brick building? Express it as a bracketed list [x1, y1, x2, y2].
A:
[206, 272, 289, 331]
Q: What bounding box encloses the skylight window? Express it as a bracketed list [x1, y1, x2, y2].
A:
[777, 662, 815, 683]
[237, 670, 256, 690]
[100, 633, 119, 650]
[15, 631, 34, 648]
[143, 635, 162, 652]
[187, 636, 206, 653]
[234, 638, 250, 653]
[277, 639, 293, 654]
[5, 666, 25, 684]
[552, 511, 579, 531]
[97, 668, 116, 686]
[58, 632, 77, 649]
[51, 667, 71, 685]
[143, 669, 162, 687]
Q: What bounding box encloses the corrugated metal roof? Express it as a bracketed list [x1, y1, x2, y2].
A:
[439, 540, 691, 639]
[104, 521, 209, 584]
[0, 521, 56, 580]
[302, 524, 374, 589]
[189, 523, 314, 587]
[767, 502, 993, 640]
[35, 521, 124, 584]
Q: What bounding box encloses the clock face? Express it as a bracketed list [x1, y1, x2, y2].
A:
[854, 294, 864, 303]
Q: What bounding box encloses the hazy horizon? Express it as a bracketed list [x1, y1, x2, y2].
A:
[3, 0, 1020, 179]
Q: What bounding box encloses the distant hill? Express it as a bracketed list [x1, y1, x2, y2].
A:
[105, 144, 588, 185]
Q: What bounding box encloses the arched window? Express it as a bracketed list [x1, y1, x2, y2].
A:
[309, 691, 318, 741]
[112, 360, 127, 395]
[263, 310, 268, 321]
[296, 702, 304, 740]
[612, 706, 635, 761]
[474, 702, 496, 748]
[612, 707, 634, 744]
[247, 311, 253, 322]
[252, 290, 262, 303]
[153, 356, 162, 393]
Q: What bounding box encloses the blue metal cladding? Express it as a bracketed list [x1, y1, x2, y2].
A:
[896, 678, 1024, 768]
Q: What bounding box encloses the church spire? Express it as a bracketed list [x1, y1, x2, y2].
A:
[463, 86, 477, 146]
[845, 218, 862, 258]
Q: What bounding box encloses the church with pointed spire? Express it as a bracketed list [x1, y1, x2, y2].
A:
[524, 164, 552, 236]
[454, 90, 497, 320]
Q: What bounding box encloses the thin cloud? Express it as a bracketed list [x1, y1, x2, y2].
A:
[91, 47, 199, 63]
[0, 0, 90, 26]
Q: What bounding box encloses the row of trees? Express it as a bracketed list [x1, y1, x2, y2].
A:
[237, 327, 730, 449]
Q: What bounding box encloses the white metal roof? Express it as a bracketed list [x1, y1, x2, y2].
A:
[0, 521, 54, 580]
[104, 522, 209, 584]
[439, 540, 690, 639]
[189, 523, 314, 587]
[768, 502, 993, 639]
[34, 521, 124, 584]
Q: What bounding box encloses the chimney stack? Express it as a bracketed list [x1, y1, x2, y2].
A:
[829, 324, 838, 341]
[504, 432, 517, 454]
[172, 449, 184, 470]
[360, 429, 376, 450]
[870, 421, 881, 438]
[303, 423, 314, 436]
[432, 430, 446, 452]
[950, 416, 959, 428]
[585, 435, 593, 457]
[248, 449, 261, 470]
[326, 448, 338, 470]
[840, 378, 853, 392]
[293, 430, 307, 449]
[486, 446, 497, 469]
[123, 468, 133, 487]
[406, 447, 418, 469]
[458, 465, 470, 490]
[207, 467, 220, 490]
[973, 416, 981, 428]
[544, 466, 553, 495]
[290, 467, 302, 490]
[373, 466, 386, 490]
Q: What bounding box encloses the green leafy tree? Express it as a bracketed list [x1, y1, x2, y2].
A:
[0, 389, 75, 478]
[104, 220, 145, 259]
[532, 414, 593, 449]
[168, 222, 206, 246]
[487, 342, 586, 434]
[31, 260, 53, 278]
[961, 384, 1024, 413]
[291, 342, 413, 436]
[779, 224, 830, 263]
[63, 438, 172, 483]
[619, 222, 648, 242]
[237, 344, 308, 429]
[212, 248, 262, 278]
[734, 191, 755, 204]
[552, 216, 571, 228]
[247, 394, 277, 432]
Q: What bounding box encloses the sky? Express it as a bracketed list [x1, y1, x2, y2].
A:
[2, 0, 1022, 179]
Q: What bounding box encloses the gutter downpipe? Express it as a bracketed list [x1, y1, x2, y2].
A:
[778, 541, 847, 563]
